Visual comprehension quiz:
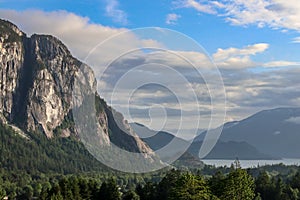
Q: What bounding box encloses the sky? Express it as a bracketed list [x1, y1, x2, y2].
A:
[1, 0, 300, 139]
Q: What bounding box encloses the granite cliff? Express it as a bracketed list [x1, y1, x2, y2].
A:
[0, 19, 155, 160]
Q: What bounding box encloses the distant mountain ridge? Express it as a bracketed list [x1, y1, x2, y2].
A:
[131, 122, 276, 160]
[195, 107, 300, 158]
[130, 123, 203, 168]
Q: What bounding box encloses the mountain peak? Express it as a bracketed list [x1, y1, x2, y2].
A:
[0, 19, 24, 40]
[0, 19, 157, 166]
[196, 107, 300, 158]
[30, 33, 72, 58]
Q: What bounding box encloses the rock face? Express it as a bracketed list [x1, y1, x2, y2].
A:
[0, 19, 155, 159]
[0, 20, 24, 122]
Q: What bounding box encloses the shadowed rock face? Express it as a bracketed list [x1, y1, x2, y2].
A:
[0, 20, 24, 122]
[0, 19, 155, 159]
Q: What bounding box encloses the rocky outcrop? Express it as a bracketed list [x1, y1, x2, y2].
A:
[0, 19, 155, 160]
[24, 35, 80, 138]
[0, 20, 24, 122]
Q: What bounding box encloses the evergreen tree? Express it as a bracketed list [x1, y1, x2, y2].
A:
[166, 172, 217, 200]
[209, 171, 226, 197]
[136, 182, 156, 200]
[33, 182, 42, 197]
[0, 187, 6, 200]
[273, 178, 286, 200]
[290, 171, 300, 190]
[157, 169, 181, 199]
[69, 176, 81, 200]
[285, 186, 300, 200]
[254, 193, 262, 200]
[122, 190, 140, 200]
[23, 185, 34, 200]
[78, 178, 92, 199]
[98, 179, 121, 200]
[40, 182, 51, 200]
[50, 191, 64, 200]
[221, 168, 255, 200]
[255, 171, 273, 200]
[59, 177, 74, 200]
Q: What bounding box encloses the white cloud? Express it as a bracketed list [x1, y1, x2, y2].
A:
[0, 9, 163, 73]
[105, 0, 128, 25]
[263, 61, 300, 68]
[213, 43, 269, 69]
[173, 0, 216, 14]
[0, 9, 215, 131]
[0, 9, 123, 60]
[212, 43, 300, 69]
[166, 13, 181, 25]
[223, 0, 300, 31]
[174, 0, 300, 32]
[136, 43, 298, 70]
[1, 9, 296, 72]
[214, 43, 269, 60]
[292, 36, 300, 43]
[1, 9, 300, 134]
[146, 50, 212, 69]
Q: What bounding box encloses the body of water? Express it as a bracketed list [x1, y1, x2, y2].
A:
[202, 158, 300, 168]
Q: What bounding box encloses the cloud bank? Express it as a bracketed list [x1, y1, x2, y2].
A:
[174, 0, 300, 32]
[0, 9, 300, 138]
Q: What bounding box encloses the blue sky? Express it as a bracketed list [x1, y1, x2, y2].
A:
[1, 0, 300, 139]
[2, 0, 300, 58]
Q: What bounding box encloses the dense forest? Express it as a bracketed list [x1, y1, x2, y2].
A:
[1, 165, 300, 199]
[2, 121, 300, 199]
[0, 122, 107, 174]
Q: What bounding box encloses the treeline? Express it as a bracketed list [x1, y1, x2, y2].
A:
[0, 168, 164, 200]
[2, 119, 300, 199]
[136, 167, 255, 200]
[0, 122, 108, 174]
[2, 166, 300, 200]
[255, 170, 300, 200]
[137, 168, 300, 200]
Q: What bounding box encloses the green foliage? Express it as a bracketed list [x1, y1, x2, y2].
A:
[254, 193, 262, 200]
[98, 178, 121, 200]
[255, 171, 274, 200]
[0, 122, 107, 174]
[168, 172, 214, 200]
[23, 185, 34, 199]
[285, 186, 300, 200]
[136, 182, 157, 200]
[2, 106, 300, 200]
[209, 171, 226, 197]
[156, 169, 181, 199]
[2, 161, 300, 200]
[140, 170, 218, 200]
[274, 177, 288, 200]
[122, 190, 140, 200]
[221, 168, 255, 200]
[290, 171, 300, 190]
[0, 186, 6, 199]
[53, 113, 74, 136]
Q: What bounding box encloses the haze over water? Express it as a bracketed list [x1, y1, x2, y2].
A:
[203, 158, 300, 168]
